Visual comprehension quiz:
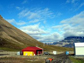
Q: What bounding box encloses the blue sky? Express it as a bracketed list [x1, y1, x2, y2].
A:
[0, 0, 84, 42]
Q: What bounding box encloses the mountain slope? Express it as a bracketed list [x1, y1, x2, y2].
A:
[54, 36, 84, 48]
[0, 15, 43, 50]
[61, 36, 84, 42]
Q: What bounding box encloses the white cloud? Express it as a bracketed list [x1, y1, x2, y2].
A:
[6, 18, 64, 42]
[29, 19, 39, 23]
[71, 0, 75, 3]
[43, 21, 46, 24]
[18, 9, 39, 19]
[66, 0, 78, 3]
[64, 31, 84, 38]
[52, 11, 84, 38]
[61, 11, 84, 25]
[18, 8, 55, 23]
[19, 23, 48, 35]
[6, 19, 26, 25]
[37, 32, 64, 42]
[18, 9, 28, 17]
[19, 23, 64, 42]
[6, 19, 15, 23]
[55, 12, 62, 17]
[75, 3, 84, 11]
[28, 12, 40, 19]
[15, 21, 26, 25]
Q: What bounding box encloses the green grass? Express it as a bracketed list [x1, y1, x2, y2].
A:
[0, 45, 73, 52]
[69, 56, 84, 63]
[0, 43, 74, 52]
[40, 45, 74, 52]
[0, 47, 20, 51]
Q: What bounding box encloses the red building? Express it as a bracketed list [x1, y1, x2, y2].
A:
[22, 46, 43, 55]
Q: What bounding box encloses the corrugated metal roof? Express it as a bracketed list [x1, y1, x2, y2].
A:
[22, 46, 43, 51]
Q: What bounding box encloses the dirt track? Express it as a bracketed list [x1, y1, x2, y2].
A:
[50, 53, 72, 63]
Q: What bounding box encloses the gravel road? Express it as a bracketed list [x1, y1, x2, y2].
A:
[49, 53, 72, 63]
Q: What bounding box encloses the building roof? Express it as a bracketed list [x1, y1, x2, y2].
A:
[74, 43, 84, 47]
[22, 46, 43, 51]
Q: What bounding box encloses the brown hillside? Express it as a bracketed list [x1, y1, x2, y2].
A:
[0, 15, 43, 50]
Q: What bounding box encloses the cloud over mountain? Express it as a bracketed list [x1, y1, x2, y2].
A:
[53, 11, 84, 38]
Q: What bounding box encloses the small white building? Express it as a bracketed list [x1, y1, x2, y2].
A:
[74, 43, 84, 55]
[53, 51, 57, 55]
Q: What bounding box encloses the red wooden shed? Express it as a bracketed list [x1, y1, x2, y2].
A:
[22, 46, 43, 55]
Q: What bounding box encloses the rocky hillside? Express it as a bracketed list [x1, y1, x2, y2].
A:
[54, 36, 84, 48]
[61, 36, 84, 42]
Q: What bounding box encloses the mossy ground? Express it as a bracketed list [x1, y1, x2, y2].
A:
[69, 56, 84, 63]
